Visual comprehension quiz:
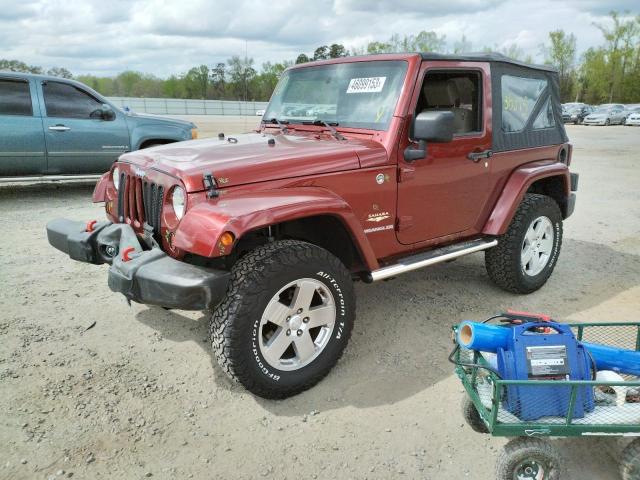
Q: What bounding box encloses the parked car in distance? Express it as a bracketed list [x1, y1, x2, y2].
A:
[622, 104, 640, 125]
[626, 110, 640, 126]
[0, 72, 197, 179]
[583, 104, 627, 126]
[48, 52, 577, 399]
[561, 103, 593, 124]
[255, 109, 266, 116]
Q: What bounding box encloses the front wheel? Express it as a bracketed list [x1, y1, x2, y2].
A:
[210, 240, 355, 399]
[496, 437, 565, 480]
[485, 194, 563, 294]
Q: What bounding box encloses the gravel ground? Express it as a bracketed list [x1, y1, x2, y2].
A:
[0, 124, 639, 480]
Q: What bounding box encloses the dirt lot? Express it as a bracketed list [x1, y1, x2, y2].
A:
[1, 122, 639, 480]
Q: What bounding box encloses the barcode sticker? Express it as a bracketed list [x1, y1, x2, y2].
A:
[346, 77, 386, 94]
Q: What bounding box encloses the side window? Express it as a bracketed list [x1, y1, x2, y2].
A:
[43, 81, 103, 119]
[532, 97, 555, 129]
[501, 75, 548, 132]
[416, 71, 482, 135]
[0, 79, 33, 116]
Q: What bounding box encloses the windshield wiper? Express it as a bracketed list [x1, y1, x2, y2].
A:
[261, 117, 289, 135]
[302, 119, 345, 141]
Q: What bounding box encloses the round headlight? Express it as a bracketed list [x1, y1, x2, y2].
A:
[172, 186, 186, 220]
[112, 166, 120, 191]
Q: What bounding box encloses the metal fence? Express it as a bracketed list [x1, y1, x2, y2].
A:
[106, 97, 269, 116]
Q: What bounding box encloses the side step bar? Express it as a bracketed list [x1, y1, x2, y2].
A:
[367, 238, 498, 282]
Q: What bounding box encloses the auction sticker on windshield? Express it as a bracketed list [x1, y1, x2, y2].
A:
[346, 77, 386, 94]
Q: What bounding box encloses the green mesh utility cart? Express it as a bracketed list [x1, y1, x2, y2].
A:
[452, 321, 640, 480]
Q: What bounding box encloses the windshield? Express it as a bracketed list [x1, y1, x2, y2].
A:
[263, 60, 408, 130]
[593, 107, 612, 113]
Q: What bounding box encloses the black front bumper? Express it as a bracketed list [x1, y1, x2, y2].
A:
[46, 219, 230, 310]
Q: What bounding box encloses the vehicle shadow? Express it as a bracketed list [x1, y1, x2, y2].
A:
[135, 237, 640, 417]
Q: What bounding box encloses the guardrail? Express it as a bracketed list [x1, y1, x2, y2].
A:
[106, 97, 269, 116]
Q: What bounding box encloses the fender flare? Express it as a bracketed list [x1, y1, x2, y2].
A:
[173, 187, 379, 270]
[92, 172, 110, 203]
[483, 161, 570, 236]
[130, 124, 192, 150]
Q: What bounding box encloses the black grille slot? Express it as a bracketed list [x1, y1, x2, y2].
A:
[117, 173, 127, 221]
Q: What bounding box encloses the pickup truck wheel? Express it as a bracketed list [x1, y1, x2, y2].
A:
[485, 194, 562, 294]
[209, 240, 355, 399]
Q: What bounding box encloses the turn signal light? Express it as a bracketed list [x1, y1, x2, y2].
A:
[219, 232, 235, 247]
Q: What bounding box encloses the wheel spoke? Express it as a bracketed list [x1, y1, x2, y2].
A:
[262, 300, 292, 327]
[533, 220, 545, 238]
[521, 247, 535, 266]
[293, 331, 316, 363]
[292, 280, 317, 312]
[306, 305, 336, 329]
[262, 328, 292, 365]
[539, 235, 554, 254]
[525, 226, 537, 244]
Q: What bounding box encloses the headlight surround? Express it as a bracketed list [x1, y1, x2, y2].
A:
[112, 166, 120, 191]
[171, 186, 186, 220]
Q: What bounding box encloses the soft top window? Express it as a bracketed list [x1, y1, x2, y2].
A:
[501, 75, 548, 132]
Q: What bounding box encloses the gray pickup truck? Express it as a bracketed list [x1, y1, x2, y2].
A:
[0, 72, 197, 180]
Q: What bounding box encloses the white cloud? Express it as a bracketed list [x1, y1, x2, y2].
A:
[0, 0, 637, 76]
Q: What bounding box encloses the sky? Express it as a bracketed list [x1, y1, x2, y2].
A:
[0, 0, 638, 77]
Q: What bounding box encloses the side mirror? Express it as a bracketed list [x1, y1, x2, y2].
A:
[404, 111, 455, 162]
[92, 104, 116, 121]
[101, 104, 116, 121]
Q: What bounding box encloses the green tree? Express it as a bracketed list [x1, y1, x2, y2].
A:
[313, 46, 329, 61]
[328, 44, 348, 58]
[295, 53, 310, 64]
[184, 65, 210, 99]
[227, 56, 256, 100]
[46, 67, 73, 79]
[543, 30, 577, 101]
[0, 59, 43, 74]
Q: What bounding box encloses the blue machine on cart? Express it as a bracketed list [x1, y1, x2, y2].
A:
[456, 314, 596, 421]
[497, 322, 595, 420]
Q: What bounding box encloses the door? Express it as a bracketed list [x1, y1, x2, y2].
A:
[396, 64, 493, 245]
[40, 80, 130, 174]
[0, 77, 46, 176]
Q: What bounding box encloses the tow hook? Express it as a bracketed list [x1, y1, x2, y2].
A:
[121, 247, 137, 262]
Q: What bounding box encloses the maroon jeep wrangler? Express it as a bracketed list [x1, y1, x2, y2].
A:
[47, 53, 578, 398]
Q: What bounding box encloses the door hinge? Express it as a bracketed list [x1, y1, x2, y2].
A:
[396, 215, 414, 231]
[398, 166, 415, 183]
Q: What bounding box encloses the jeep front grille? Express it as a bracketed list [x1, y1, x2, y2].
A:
[117, 173, 164, 237]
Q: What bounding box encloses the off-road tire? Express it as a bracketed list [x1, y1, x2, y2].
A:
[461, 395, 489, 434]
[209, 240, 355, 399]
[496, 437, 565, 480]
[621, 439, 640, 480]
[485, 193, 562, 294]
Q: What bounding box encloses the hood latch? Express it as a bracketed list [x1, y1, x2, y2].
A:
[203, 173, 220, 198]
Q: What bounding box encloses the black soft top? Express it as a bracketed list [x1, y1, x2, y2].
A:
[420, 52, 557, 73]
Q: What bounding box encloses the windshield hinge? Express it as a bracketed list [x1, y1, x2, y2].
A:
[203, 173, 220, 198]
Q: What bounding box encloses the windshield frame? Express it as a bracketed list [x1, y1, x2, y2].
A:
[262, 59, 410, 132]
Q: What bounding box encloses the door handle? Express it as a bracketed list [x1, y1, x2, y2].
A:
[467, 149, 492, 162]
[49, 125, 71, 132]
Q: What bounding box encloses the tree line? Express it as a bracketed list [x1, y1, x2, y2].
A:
[1, 11, 638, 104]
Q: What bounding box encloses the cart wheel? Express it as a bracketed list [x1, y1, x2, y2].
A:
[620, 439, 640, 480]
[496, 437, 565, 480]
[461, 395, 489, 434]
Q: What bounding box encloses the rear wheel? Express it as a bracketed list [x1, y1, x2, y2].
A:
[210, 240, 355, 399]
[496, 437, 564, 480]
[485, 194, 562, 294]
[621, 439, 640, 480]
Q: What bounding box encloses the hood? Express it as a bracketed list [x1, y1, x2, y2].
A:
[118, 132, 387, 192]
[125, 111, 195, 129]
